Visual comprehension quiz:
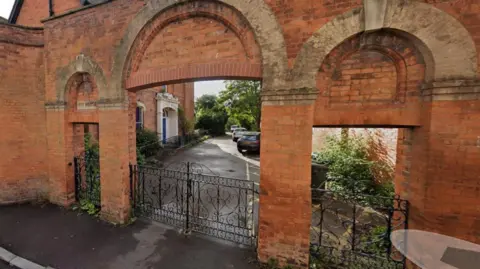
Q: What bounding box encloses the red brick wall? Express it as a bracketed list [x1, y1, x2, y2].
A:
[315, 30, 425, 126]
[15, 0, 49, 27]
[167, 83, 195, 121]
[136, 89, 158, 132]
[0, 25, 47, 204]
[136, 16, 256, 72]
[184, 83, 195, 120]
[52, 0, 81, 14]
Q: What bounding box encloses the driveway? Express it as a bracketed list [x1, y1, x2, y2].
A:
[0, 204, 259, 269]
[163, 137, 259, 181]
[137, 138, 260, 246]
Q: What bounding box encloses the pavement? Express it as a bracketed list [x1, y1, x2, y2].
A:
[0, 137, 262, 269]
[140, 136, 260, 246]
[164, 136, 260, 182]
[0, 203, 259, 269]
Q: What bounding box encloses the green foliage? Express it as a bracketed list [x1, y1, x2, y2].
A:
[80, 199, 100, 216]
[178, 107, 194, 136]
[136, 128, 161, 158]
[309, 245, 397, 269]
[82, 133, 101, 204]
[360, 226, 389, 256]
[195, 110, 227, 136]
[267, 258, 279, 268]
[136, 148, 146, 166]
[225, 117, 240, 131]
[194, 94, 228, 136]
[195, 94, 218, 112]
[312, 135, 395, 206]
[218, 80, 261, 131]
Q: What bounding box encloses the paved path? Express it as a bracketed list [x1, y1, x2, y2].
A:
[164, 137, 260, 181]
[0, 204, 258, 269]
[143, 138, 260, 245]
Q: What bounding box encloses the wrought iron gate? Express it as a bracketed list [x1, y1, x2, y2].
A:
[130, 162, 257, 246]
[310, 180, 409, 269]
[74, 150, 101, 207]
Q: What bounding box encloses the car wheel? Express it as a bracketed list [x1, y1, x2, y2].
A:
[237, 147, 243, 154]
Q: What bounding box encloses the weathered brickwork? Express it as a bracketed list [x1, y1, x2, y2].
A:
[315, 30, 426, 126]
[0, 24, 47, 204]
[1, 0, 480, 268]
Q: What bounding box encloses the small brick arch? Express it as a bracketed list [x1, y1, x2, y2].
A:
[292, 0, 478, 90]
[110, 0, 288, 99]
[56, 54, 108, 103]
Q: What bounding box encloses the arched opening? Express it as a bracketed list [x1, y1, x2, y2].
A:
[123, 1, 264, 247]
[309, 29, 429, 268]
[65, 72, 101, 209]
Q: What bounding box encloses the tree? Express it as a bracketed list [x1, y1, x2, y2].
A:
[218, 80, 261, 131]
[195, 94, 217, 115]
[194, 94, 228, 136]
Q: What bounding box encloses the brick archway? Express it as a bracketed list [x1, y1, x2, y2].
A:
[109, 0, 288, 100]
[292, 0, 478, 90]
[288, 0, 480, 265]
[55, 54, 108, 103]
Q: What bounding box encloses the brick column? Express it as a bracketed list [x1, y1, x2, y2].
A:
[257, 89, 318, 268]
[98, 99, 133, 224]
[415, 81, 480, 243]
[45, 102, 75, 206]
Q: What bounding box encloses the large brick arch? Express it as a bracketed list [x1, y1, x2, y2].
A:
[110, 0, 287, 99]
[292, 0, 478, 89]
[314, 29, 426, 126]
[55, 54, 107, 103]
[124, 2, 262, 91]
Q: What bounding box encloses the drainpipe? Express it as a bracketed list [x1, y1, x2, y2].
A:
[48, 0, 54, 17]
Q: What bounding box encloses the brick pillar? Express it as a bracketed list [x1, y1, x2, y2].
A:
[257, 90, 317, 268]
[45, 103, 75, 206]
[98, 100, 132, 224]
[401, 81, 480, 269]
[419, 82, 480, 242]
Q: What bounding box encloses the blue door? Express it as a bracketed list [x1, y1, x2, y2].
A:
[162, 118, 167, 143]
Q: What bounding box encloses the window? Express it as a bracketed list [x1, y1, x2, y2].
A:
[136, 106, 144, 130]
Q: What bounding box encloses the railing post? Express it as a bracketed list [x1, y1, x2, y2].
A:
[74, 157, 79, 202]
[129, 164, 133, 202]
[185, 162, 191, 233]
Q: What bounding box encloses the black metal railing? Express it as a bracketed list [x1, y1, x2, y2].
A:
[310, 180, 409, 269]
[74, 151, 101, 207]
[130, 162, 257, 246]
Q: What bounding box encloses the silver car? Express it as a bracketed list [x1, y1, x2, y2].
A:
[232, 128, 247, 142]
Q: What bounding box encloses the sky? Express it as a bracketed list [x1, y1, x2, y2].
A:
[0, 1, 224, 98]
[0, 0, 14, 19]
[194, 80, 225, 99]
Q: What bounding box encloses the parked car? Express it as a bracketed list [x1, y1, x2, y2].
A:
[230, 125, 240, 132]
[237, 132, 260, 153]
[232, 128, 247, 141]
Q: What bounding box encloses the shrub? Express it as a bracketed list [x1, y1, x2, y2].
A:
[136, 128, 161, 158]
[313, 135, 394, 205]
[195, 110, 227, 136]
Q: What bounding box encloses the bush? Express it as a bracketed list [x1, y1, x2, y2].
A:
[195, 111, 227, 136]
[312, 135, 394, 205]
[136, 128, 161, 158]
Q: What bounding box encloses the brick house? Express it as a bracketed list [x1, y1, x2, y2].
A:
[7, 0, 195, 142]
[135, 83, 195, 142]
